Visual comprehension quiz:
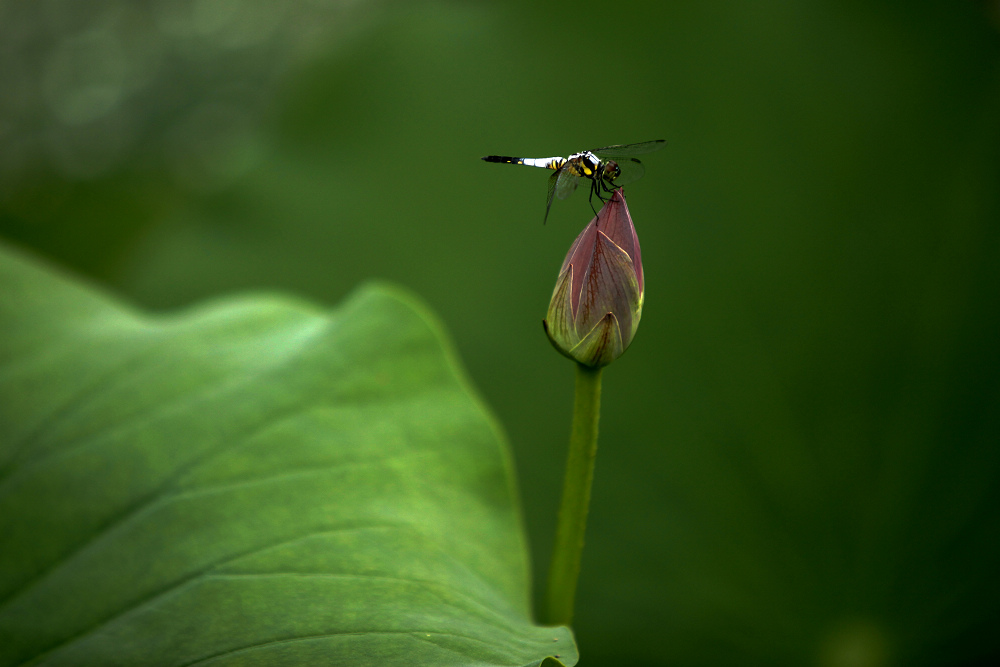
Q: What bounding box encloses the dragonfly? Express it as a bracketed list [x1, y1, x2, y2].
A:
[482, 139, 665, 223]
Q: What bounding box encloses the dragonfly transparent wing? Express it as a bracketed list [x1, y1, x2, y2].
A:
[544, 171, 559, 224]
[591, 139, 666, 159]
[555, 167, 581, 200]
[609, 157, 646, 186]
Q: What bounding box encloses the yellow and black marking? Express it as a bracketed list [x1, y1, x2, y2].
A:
[562, 158, 593, 178]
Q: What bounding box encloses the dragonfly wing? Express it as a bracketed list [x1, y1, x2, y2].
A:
[610, 157, 646, 186]
[544, 171, 559, 224]
[555, 167, 580, 200]
[591, 139, 666, 158]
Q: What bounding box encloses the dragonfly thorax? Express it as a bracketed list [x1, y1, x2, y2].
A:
[568, 151, 601, 167]
[564, 151, 603, 179]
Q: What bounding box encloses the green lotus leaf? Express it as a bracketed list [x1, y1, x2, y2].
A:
[0, 243, 576, 667]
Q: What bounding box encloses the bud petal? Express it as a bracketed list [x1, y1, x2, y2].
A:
[542, 190, 644, 368]
[575, 228, 641, 348]
[568, 311, 624, 368]
[544, 263, 575, 349]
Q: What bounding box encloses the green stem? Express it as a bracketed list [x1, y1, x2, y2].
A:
[542, 362, 603, 627]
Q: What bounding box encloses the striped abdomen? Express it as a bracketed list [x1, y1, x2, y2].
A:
[482, 155, 565, 170]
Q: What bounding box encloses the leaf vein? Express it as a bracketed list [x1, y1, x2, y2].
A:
[178, 630, 522, 667]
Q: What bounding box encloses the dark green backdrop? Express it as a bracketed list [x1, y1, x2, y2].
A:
[2, 1, 998, 664]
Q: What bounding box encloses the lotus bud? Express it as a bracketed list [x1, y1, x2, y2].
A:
[543, 189, 644, 368]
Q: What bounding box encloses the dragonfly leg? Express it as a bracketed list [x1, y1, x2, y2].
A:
[588, 181, 600, 219]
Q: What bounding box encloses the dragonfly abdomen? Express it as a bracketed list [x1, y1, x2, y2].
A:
[482, 155, 565, 170]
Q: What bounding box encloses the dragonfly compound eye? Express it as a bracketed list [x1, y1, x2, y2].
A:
[604, 160, 621, 181]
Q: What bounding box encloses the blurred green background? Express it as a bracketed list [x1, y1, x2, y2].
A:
[2, 1, 999, 665]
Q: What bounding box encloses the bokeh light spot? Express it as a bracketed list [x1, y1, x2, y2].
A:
[42, 30, 127, 126]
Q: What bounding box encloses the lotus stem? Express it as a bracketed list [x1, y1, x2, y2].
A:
[542, 362, 602, 626]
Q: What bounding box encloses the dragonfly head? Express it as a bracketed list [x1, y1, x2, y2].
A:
[602, 159, 621, 183]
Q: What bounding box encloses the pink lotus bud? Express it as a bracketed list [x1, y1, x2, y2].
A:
[543, 189, 644, 367]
